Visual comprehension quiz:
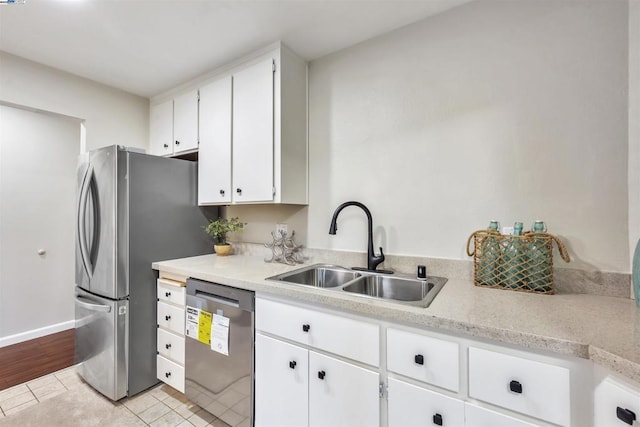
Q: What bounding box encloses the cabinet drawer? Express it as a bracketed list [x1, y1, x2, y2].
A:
[388, 378, 464, 427]
[157, 355, 185, 393]
[387, 328, 459, 392]
[157, 301, 185, 335]
[594, 377, 640, 426]
[465, 403, 537, 427]
[256, 298, 379, 366]
[157, 279, 186, 305]
[157, 328, 185, 365]
[468, 347, 570, 426]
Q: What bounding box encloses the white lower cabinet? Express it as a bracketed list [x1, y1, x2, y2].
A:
[309, 351, 379, 427]
[465, 403, 538, 427]
[594, 376, 640, 427]
[156, 278, 187, 393]
[388, 378, 464, 427]
[255, 333, 308, 427]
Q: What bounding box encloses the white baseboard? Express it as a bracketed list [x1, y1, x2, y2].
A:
[0, 320, 75, 348]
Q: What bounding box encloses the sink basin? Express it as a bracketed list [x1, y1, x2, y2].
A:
[267, 263, 447, 308]
[267, 264, 360, 288]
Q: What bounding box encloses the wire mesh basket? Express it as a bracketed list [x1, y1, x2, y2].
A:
[466, 230, 570, 294]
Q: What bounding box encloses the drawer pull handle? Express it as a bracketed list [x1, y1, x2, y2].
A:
[165, 372, 171, 378]
[433, 413, 443, 426]
[220, 189, 225, 196]
[175, 140, 180, 145]
[302, 324, 310, 332]
[165, 315, 171, 321]
[318, 370, 326, 380]
[236, 188, 242, 195]
[165, 343, 171, 349]
[163, 143, 168, 148]
[414, 354, 424, 365]
[165, 291, 171, 297]
[509, 380, 523, 394]
[289, 361, 297, 369]
[617, 407, 637, 425]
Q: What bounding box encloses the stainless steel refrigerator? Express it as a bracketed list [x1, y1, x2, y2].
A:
[74, 145, 215, 401]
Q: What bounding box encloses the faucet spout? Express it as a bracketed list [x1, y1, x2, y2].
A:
[328, 201, 385, 272]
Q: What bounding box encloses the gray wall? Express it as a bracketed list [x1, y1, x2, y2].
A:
[235, 0, 631, 273]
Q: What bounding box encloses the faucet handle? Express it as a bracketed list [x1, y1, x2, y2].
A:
[378, 247, 385, 259]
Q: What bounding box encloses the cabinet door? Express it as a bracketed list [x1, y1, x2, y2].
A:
[198, 76, 232, 205]
[387, 378, 464, 427]
[232, 58, 274, 203]
[309, 351, 379, 427]
[465, 403, 537, 427]
[173, 90, 199, 153]
[255, 333, 308, 427]
[150, 100, 173, 156]
[594, 377, 640, 427]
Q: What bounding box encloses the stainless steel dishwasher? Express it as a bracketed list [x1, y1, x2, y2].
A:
[185, 278, 254, 426]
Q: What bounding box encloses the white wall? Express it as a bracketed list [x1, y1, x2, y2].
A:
[0, 52, 149, 152]
[306, 0, 629, 272]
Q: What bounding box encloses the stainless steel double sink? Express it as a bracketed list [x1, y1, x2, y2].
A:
[267, 264, 447, 308]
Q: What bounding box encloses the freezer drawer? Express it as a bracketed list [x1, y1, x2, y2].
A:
[74, 287, 128, 400]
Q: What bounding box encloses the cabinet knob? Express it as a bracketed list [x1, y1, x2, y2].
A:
[220, 189, 225, 196]
[317, 370, 326, 380]
[617, 407, 637, 425]
[509, 380, 523, 394]
[165, 343, 171, 350]
[289, 361, 297, 369]
[165, 315, 171, 321]
[302, 324, 310, 332]
[165, 291, 171, 297]
[433, 413, 443, 426]
[163, 143, 168, 148]
[165, 372, 171, 378]
[175, 140, 180, 145]
[414, 354, 424, 365]
[236, 188, 242, 195]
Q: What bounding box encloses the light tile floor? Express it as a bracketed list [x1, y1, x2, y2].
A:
[0, 366, 232, 426]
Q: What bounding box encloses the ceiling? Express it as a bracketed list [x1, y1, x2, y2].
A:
[0, 0, 470, 98]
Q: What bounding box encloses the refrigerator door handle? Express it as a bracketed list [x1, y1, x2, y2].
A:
[77, 165, 94, 278]
[75, 296, 112, 313]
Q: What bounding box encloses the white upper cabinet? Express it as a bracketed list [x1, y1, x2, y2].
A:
[173, 90, 199, 154]
[150, 43, 308, 205]
[149, 100, 173, 156]
[232, 58, 275, 203]
[198, 76, 232, 204]
[150, 90, 198, 156]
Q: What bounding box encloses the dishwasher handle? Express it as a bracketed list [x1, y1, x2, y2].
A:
[195, 290, 240, 308]
[186, 278, 254, 311]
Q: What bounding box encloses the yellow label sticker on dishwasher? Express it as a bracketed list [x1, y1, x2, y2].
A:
[198, 309, 212, 345]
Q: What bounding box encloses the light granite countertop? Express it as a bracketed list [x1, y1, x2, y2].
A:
[152, 254, 640, 383]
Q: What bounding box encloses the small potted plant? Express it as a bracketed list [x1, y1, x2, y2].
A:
[203, 217, 246, 256]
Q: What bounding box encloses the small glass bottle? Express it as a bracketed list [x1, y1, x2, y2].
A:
[529, 220, 551, 292]
[502, 222, 525, 289]
[477, 220, 501, 286]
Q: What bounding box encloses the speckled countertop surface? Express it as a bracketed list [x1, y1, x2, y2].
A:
[153, 254, 640, 383]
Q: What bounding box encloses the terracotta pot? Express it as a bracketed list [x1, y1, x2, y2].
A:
[214, 244, 232, 256]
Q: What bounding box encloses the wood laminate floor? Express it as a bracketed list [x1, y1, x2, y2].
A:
[0, 329, 74, 391]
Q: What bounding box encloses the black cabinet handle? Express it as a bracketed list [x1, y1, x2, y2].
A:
[433, 413, 443, 426]
[509, 380, 523, 394]
[415, 354, 424, 365]
[220, 189, 225, 196]
[163, 143, 168, 148]
[165, 372, 171, 378]
[165, 315, 171, 321]
[165, 343, 171, 349]
[236, 188, 242, 195]
[318, 370, 326, 380]
[165, 291, 171, 297]
[302, 324, 310, 332]
[289, 361, 297, 369]
[175, 140, 180, 145]
[617, 407, 637, 425]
